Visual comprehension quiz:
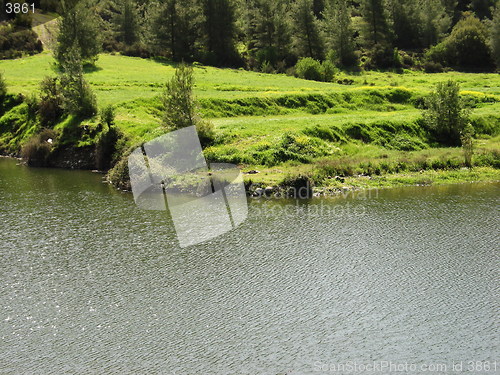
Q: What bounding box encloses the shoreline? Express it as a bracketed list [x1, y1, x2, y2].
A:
[247, 166, 500, 198]
[2, 155, 498, 198]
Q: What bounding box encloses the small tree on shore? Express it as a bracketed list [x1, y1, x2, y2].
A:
[162, 64, 215, 146]
[59, 46, 98, 118]
[424, 80, 470, 146]
[460, 123, 474, 168]
[163, 64, 197, 130]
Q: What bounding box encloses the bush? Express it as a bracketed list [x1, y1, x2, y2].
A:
[400, 51, 415, 68]
[100, 105, 115, 126]
[21, 129, 57, 167]
[423, 61, 444, 73]
[425, 42, 450, 66]
[449, 15, 493, 69]
[427, 14, 494, 70]
[162, 64, 197, 130]
[295, 57, 323, 81]
[424, 80, 470, 146]
[122, 42, 151, 58]
[25, 93, 39, 120]
[95, 125, 121, 170]
[255, 47, 278, 68]
[196, 119, 216, 148]
[107, 151, 131, 190]
[474, 149, 500, 168]
[385, 88, 412, 103]
[470, 116, 500, 136]
[280, 174, 314, 199]
[38, 76, 64, 126]
[345, 123, 373, 143]
[321, 60, 337, 82]
[0, 27, 43, 59]
[260, 60, 274, 74]
[364, 43, 401, 69]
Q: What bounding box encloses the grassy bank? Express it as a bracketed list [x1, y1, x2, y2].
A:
[0, 53, 499, 192]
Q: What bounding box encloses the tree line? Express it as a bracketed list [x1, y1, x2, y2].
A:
[45, 0, 499, 72]
[1, 0, 499, 71]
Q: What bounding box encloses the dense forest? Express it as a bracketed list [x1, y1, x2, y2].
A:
[1, 0, 499, 73]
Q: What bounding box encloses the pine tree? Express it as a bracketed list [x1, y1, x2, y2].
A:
[162, 64, 197, 130]
[418, 0, 451, 48]
[114, 0, 140, 45]
[386, 0, 420, 48]
[55, 0, 102, 65]
[148, 0, 203, 61]
[243, 0, 293, 68]
[291, 0, 324, 60]
[162, 64, 215, 146]
[201, 0, 239, 66]
[359, 0, 391, 47]
[322, 0, 357, 66]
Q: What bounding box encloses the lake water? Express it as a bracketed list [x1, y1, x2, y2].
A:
[0, 157, 498, 375]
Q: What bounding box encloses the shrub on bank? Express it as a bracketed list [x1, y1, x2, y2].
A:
[107, 150, 131, 191]
[279, 174, 314, 198]
[38, 77, 64, 126]
[95, 124, 121, 171]
[196, 119, 216, 148]
[21, 129, 57, 167]
[100, 105, 115, 127]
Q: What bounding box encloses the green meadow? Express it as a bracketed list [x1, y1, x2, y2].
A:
[0, 52, 499, 190]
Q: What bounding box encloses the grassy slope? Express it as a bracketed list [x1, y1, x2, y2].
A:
[2, 52, 499, 101]
[0, 53, 499, 189]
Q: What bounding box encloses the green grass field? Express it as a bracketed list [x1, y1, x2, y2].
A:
[2, 52, 499, 101]
[0, 53, 499, 190]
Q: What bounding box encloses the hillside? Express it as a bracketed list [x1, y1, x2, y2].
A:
[0, 53, 499, 191]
